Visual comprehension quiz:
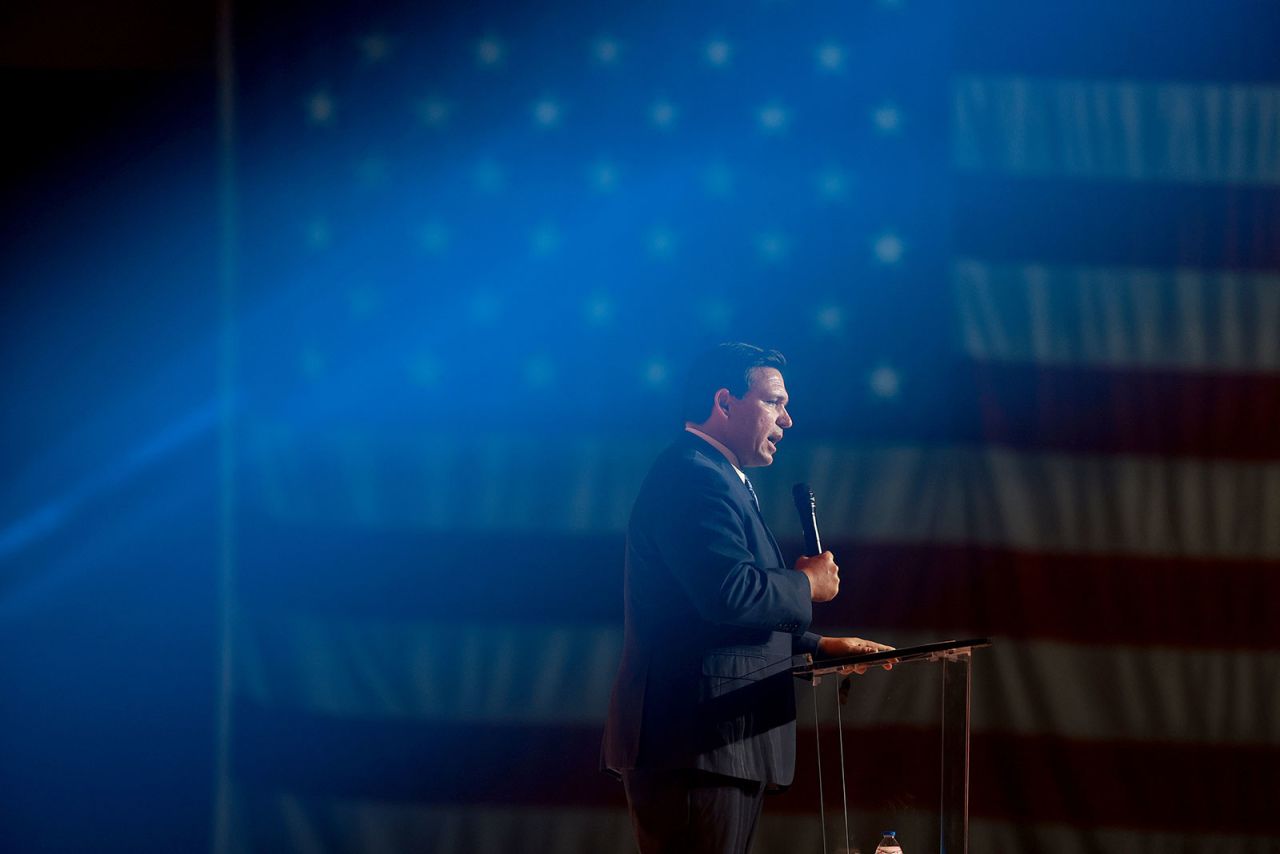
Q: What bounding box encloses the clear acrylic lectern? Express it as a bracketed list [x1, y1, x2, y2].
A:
[791, 638, 992, 854]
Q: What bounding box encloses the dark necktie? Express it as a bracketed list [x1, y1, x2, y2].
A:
[743, 476, 784, 563]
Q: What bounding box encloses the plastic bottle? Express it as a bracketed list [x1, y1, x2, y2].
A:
[874, 831, 903, 854]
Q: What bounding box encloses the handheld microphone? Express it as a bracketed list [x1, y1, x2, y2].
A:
[792, 483, 822, 556]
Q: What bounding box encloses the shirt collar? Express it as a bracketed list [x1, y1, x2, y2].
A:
[683, 425, 747, 483]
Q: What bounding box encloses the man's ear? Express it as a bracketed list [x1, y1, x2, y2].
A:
[714, 388, 732, 415]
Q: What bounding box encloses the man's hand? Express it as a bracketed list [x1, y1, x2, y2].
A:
[795, 551, 840, 602]
[817, 636, 897, 674]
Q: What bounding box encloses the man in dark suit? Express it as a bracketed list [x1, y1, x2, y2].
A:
[603, 342, 893, 853]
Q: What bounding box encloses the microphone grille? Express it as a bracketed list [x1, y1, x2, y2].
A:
[792, 482, 815, 508]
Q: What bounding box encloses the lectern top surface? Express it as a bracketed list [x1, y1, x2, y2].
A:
[790, 637, 992, 677]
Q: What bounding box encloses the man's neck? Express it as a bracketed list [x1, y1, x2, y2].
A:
[684, 424, 745, 479]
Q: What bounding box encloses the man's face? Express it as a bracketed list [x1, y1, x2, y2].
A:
[724, 367, 793, 468]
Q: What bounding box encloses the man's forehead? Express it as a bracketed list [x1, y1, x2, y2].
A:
[748, 367, 788, 397]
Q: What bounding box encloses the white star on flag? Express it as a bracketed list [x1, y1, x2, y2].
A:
[354, 155, 388, 187]
[524, 356, 555, 388]
[415, 97, 451, 128]
[872, 102, 902, 133]
[816, 167, 848, 200]
[306, 90, 335, 125]
[756, 232, 790, 262]
[758, 103, 789, 132]
[648, 226, 676, 258]
[815, 304, 843, 332]
[357, 34, 391, 63]
[476, 37, 504, 66]
[589, 160, 618, 192]
[874, 231, 904, 264]
[815, 42, 846, 71]
[650, 99, 676, 129]
[531, 224, 561, 256]
[592, 37, 620, 65]
[642, 359, 669, 387]
[869, 364, 901, 398]
[704, 162, 734, 196]
[532, 98, 562, 128]
[303, 217, 331, 249]
[701, 297, 734, 330]
[417, 222, 450, 255]
[705, 39, 731, 67]
[583, 294, 614, 325]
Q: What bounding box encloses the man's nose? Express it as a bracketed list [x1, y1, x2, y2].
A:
[779, 408, 793, 429]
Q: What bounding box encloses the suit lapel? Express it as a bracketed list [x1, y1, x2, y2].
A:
[738, 473, 785, 568]
[752, 496, 786, 567]
[680, 431, 787, 567]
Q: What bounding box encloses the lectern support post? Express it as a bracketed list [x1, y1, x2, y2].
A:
[939, 650, 972, 854]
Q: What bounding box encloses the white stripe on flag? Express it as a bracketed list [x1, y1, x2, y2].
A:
[953, 76, 1280, 185]
[237, 617, 1280, 746]
[228, 794, 635, 854]
[954, 259, 1280, 371]
[244, 429, 1280, 558]
[969, 816, 1280, 854]
[236, 616, 622, 725]
[227, 793, 1280, 854]
[754, 445, 1280, 558]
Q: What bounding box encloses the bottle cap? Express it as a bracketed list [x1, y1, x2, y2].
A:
[882, 831, 896, 837]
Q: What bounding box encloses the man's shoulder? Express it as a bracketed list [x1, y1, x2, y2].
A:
[635, 434, 741, 508]
[652, 433, 735, 480]
[629, 435, 751, 539]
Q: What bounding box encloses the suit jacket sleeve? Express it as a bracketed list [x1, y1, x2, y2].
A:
[793, 631, 822, 656]
[649, 461, 813, 634]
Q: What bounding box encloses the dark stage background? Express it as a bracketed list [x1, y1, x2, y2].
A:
[2, 2, 1279, 853]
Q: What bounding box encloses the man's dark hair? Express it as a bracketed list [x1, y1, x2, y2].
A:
[680, 342, 787, 423]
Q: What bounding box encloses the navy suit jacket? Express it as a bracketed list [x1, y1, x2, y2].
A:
[602, 431, 820, 787]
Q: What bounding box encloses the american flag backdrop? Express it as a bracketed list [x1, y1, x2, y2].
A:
[221, 1, 1280, 852]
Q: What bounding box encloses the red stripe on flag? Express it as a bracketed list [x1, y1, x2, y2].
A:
[953, 176, 1280, 271]
[239, 525, 1280, 650]
[807, 540, 1280, 651]
[783, 726, 1280, 835]
[233, 711, 1280, 835]
[969, 361, 1280, 459]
